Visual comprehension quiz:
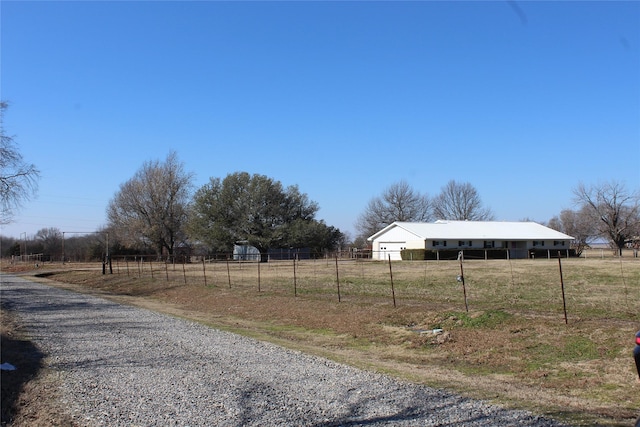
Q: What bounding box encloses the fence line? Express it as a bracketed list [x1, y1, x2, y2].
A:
[106, 248, 582, 265]
[10, 253, 44, 263]
[100, 255, 640, 325]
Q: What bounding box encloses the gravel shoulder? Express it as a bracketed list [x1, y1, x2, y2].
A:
[1, 273, 568, 426]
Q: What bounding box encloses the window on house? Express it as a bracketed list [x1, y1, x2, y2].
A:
[483, 240, 495, 248]
[533, 241, 545, 247]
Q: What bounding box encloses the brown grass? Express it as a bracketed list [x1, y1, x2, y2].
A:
[2, 256, 640, 426]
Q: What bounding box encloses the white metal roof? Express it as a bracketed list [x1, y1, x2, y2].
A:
[368, 220, 574, 242]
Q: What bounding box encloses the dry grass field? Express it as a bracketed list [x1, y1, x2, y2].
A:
[2, 253, 640, 426]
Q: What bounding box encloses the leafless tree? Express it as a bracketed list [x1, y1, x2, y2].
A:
[432, 180, 494, 221]
[355, 180, 432, 240]
[573, 181, 640, 255]
[107, 151, 194, 258]
[548, 207, 595, 256]
[36, 227, 63, 261]
[0, 101, 40, 224]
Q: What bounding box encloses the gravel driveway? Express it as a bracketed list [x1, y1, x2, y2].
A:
[1, 274, 567, 426]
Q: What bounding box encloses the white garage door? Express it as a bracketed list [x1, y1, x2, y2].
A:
[377, 242, 405, 261]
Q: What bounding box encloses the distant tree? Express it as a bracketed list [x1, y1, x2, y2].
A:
[36, 227, 63, 261]
[61, 232, 108, 262]
[351, 235, 369, 250]
[0, 101, 40, 224]
[188, 172, 337, 260]
[107, 151, 194, 258]
[432, 180, 494, 221]
[355, 180, 432, 240]
[546, 217, 559, 231]
[105, 225, 148, 257]
[573, 181, 640, 256]
[8, 241, 20, 257]
[286, 218, 346, 255]
[1, 236, 20, 257]
[547, 207, 594, 256]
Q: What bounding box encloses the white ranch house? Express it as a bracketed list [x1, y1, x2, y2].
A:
[368, 220, 575, 260]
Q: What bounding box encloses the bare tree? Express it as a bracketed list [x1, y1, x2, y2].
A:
[36, 227, 63, 261]
[573, 181, 640, 255]
[0, 101, 40, 224]
[107, 151, 194, 258]
[548, 207, 594, 256]
[355, 180, 432, 240]
[432, 180, 494, 221]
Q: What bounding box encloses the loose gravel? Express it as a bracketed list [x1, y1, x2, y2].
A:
[0, 274, 569, 426]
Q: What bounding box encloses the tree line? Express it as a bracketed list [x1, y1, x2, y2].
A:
[1, 100, 639, 261]
[100, 152, 346, 261]
[3, 150, 639, 261]
[354, 179, 495, 243]
[101, 153, 512, 261]
[354, 178, 640, 256]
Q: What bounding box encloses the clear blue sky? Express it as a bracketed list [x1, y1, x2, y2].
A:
[1, 1, 638, 240]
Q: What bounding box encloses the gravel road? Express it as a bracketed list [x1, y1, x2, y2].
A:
[1, 274, 568, 426]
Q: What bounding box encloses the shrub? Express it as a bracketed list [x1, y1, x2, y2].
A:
[400, 249, 426, 260]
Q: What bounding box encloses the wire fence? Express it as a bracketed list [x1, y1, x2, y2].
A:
[9, 253, 45, 263]
[99, 254, 640, 324]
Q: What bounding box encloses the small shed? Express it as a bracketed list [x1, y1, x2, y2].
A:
[368, 220, 574, 260]
[233, 241, 260, 261]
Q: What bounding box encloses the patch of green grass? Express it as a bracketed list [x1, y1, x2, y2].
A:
[525, 336, 600, 371]
[562, 336, 600, 360]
